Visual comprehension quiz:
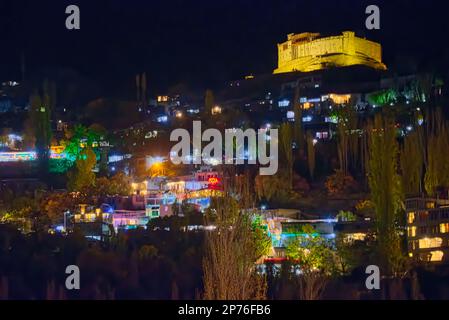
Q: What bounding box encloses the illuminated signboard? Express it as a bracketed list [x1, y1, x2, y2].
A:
[0, 147, 68, 162]
[0, 152, 37, 162]
[50, 146, 67, 159]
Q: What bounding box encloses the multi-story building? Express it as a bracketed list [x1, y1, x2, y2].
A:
[405, 197, 449, 263]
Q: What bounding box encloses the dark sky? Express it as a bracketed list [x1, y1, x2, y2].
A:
[1, 0, 449, 95]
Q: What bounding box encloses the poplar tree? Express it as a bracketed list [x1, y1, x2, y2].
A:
[306, 131, 315, 180]
[424, 109, 449, 195]
[400, 130, 423, 195]
[279, 123, 293, 188]
[29, 81, 53, 175]
[335, 103, 358, 175]
[293, 85, 304, 153]
[368, 113, 404, 275]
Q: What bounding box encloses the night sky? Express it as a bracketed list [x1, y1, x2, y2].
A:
[1, 0, 449, 95]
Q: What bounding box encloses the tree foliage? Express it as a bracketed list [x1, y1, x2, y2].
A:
[400, 130, 423, 195]
[424, 109, 449, 195]
[368, 113, 405, 275]
[306, 131, 315, 180]
[67, 147, 97, 191]
[203, 196, 266, 300]
[279, 123, 293, 188]
[325, 170, 358, 196]
[285, 225, 334, 300]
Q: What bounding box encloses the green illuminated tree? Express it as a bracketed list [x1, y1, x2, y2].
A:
[67, 147, 97, 191]
[252, 217, 272, 259]
[285, 225, 333, 300]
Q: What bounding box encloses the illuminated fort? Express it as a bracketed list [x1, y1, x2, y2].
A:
[273, 31, 387, 74]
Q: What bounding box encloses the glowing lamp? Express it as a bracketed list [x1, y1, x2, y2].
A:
[208, 177, 219, 185]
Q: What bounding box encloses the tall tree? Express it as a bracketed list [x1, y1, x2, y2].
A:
[203, 195, 266, 300]
[335, 104, 358, 175]
[368, 113, 404, 275]
[29, 82, 53, 175]
[135, 73, 141, 103]
[424, 108, 449, 195]
[279, 123, 293, 188]
[400, 130, 424, 195]
[293, 85, 304, 153]
[306, 131, 315, 180]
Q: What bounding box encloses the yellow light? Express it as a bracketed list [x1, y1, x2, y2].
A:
[440, 223, 449, 233]
[329, 94, 351, 105]
[430, 250, 444, 262]
[212, 105, 222, 115]
[408, 212, 415, 224]
[157, 95, 169, 102]
[407, 226, 416, 237]
[419, 237, 442, 249]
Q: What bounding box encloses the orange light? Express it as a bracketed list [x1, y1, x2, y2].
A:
[208, 177, 219, 185]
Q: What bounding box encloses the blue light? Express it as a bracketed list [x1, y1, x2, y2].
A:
[156, 115, 168, 123]
[302, 116, 312, 122]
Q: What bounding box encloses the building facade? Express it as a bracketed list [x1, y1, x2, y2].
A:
[406, 197, 449, 263]
[273, 31, 386, 74]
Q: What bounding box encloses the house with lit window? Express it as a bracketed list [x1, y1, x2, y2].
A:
[405, 197, 449, 263]
[72, 204, 115, 241]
